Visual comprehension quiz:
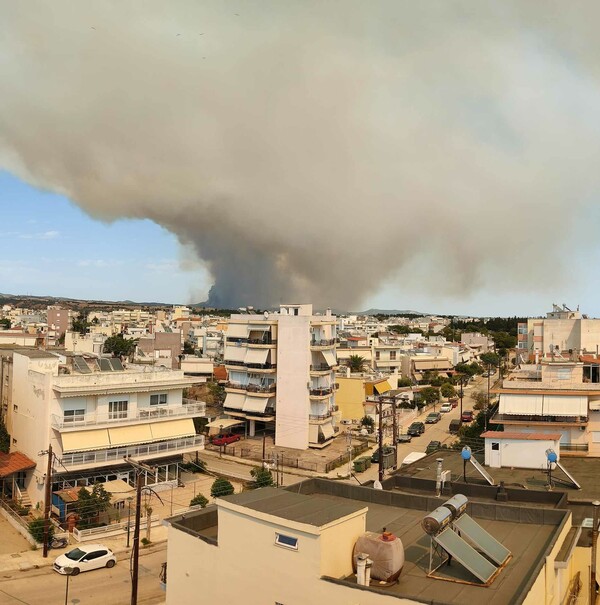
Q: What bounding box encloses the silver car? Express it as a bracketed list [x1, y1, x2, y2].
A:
[54, 544, 116, 575]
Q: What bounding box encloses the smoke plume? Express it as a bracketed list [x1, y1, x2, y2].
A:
[2, 2, 600, 308]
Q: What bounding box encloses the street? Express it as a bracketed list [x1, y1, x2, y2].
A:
[0, 546, 166, 605]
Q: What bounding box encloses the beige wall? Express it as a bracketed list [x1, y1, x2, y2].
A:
[336, 377, 366, 421]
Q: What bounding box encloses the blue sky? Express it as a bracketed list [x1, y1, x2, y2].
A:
[0, 171, 210, 304]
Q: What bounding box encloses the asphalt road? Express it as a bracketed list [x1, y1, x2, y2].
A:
[0, 546, 166, 605]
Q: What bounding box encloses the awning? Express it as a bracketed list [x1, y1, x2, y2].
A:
[224, 392, 246, 410]
[248, 324, 270, 332]
[245, 349, 269, 364]
[322, 349, 337, 367]
[242, 395, 268, 414]
[224, 345, 247, 362]
[205, 418, 244, 429]
[320, 422, 335, 440]
[226, 324, 248, 339]
[413, 372, 423, 381]
[309, 424, 319, 443]
[374, 380, 392, 395]
[150, 419, 195, 440]
[108, 425, 154, 447]
[61, 429, 110, 453]
[0, 452, 36, 477]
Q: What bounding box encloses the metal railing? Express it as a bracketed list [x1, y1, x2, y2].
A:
[247, 339, 277, 345]
[51, 402, 207, 429]
[224, 382, 276, 393]
[310, 364, 334, 371]
[309, 412, 333, 420]
[61, 435, 205, 467]
[310, 387, 333, 396]
[491, 413, 587, 424]
[310, 339, 336, 347]
[245, 363, 277, 370]
[559, 443, 589, 452]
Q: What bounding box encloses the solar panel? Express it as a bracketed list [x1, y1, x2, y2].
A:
[73, 356, 91, 374]
[99, 358, 113, 372]
[555, 461, 581, 490]
[109, 358, 124, 371]
[434, 527, 498, 584]
[470, 456, 495, 486]
[453, 514, 511, 566]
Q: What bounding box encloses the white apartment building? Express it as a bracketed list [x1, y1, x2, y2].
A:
[223, 304, 338, 450]
[9, 350, 204, 508]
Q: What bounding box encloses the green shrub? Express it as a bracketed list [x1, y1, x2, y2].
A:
[249, 466, 274, 489]
[190, 493, 209, 508]
[28, 517, 54, 543]
[210, 477, 234, 498]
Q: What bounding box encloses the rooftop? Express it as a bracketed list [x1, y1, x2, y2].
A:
[14, 349, 56, 359]
[480, 431, 562, 441]
[0, 452, 36, 478]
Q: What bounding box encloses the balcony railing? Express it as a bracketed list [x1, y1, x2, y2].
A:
[51, 402, 207, 429]
[245, 363, 277, 370]
[310, 387, 333, 396]
[61, 435, 205, 467]
[309, 412, 333, 421]
[310, 364, 335, 372]
[247, 339, 277, 345]
[310, 339, 336, 347]
[559, 443, 589, 452]
[225, 382, 276, 394]
[491, 412, 588, 425]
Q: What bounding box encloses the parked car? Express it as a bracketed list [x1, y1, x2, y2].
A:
[371, 445, 395, 463]
[211, 433, 241, 446]
[449, 419, 462, 434]
[425, 412, 441, 424]
[54, 544, 116, 575]
[426, 440, 442, 454]
[440, 403, 453, 413]
[461, 410, 474, 423]
[396, 433, 412, 444]
[407, 421, 425, 436]
[449, 398, 459, 408]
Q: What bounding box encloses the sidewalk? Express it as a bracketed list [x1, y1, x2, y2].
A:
[0, 524, 168, 575]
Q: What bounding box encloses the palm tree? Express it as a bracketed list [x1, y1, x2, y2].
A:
[347, 354, 366, 373]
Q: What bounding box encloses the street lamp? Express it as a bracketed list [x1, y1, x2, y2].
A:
[63, 566, 74, 605]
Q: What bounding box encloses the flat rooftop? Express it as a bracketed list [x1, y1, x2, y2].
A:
[170, 479, 568, 605]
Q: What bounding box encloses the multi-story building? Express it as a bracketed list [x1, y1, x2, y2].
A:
[518, 304, 600, 357]
[223, 304, 338, 450]
[491, 359, 600, 456]
[46, 306, 72, 345]
[8, 350, 205, 508]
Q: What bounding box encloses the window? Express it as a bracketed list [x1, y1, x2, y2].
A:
[13, 404, 18, 412]
[390, 351, 397, 360]
[275, 533, 298, 550]
[375, 351, 380, 360]
[150, 393, 168, 406]
[492, 442, 500, 450]
[556, 369, 571, 381]
[63, 409, 85, 423]
[109, 400, 128, 420]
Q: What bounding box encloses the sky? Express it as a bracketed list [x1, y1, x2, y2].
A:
[3, 2, 600, 317]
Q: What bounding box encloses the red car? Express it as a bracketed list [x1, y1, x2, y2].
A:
[211, 433, 241, 446]
[461, 410, 474, 423]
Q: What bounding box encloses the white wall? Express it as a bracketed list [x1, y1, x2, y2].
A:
[485, 438, 559, 470]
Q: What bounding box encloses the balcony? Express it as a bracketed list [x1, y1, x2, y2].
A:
[310, 339, 337, 351]
[560, 443, 589, 454]
[309, 412, 334, 422]
[246, 339, 277, 348]
[310, 364, 336, 375]
[51, 402, 207, 430]
[490, 412, 588, 426]
[60, 435, 205, 468]
[245, 363, 277, 372]
[224, 382, 276, 396]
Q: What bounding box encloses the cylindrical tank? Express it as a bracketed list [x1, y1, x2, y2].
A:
[421, 506, 453, 535]
[442, 494, 468, 520]
[352, 531, 405, 582]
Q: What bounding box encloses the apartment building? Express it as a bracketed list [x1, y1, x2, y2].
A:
[223, 304, 338, 450]
[8, 350, 204, 508]
[491, 360, 600, 456]
[46, 306, 71, 345]
[518, 304, 600, 356]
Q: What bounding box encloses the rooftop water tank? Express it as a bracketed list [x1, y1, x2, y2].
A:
[352, 531, 405, 583]
[442, 494, 468, 520]
[421, 506, 453, 535]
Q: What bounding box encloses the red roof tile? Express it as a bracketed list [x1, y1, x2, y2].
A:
[0, 452, 36, 478]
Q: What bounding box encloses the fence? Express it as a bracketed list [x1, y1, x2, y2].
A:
[72, 514, 160, 542]
[324, 442, 370, 473]
[0, 499, 37, 546]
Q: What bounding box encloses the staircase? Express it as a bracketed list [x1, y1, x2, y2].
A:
[15, 485, 32, 509]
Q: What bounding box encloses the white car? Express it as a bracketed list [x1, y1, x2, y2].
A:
[440, 403, 453, 413]
[54, 544, 116, 575]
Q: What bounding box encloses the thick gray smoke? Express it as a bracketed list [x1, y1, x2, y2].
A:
[2, 2, 600, 308]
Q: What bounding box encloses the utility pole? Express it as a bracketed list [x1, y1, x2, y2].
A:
[458, 375, 464, 419]
[42, 443, 53, 558]
[391, 397, 398, 469]
[262, 431, 266, 469]
[377, 397, 384, 483]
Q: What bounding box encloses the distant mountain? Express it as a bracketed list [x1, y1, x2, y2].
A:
[358, 308, 432, 316]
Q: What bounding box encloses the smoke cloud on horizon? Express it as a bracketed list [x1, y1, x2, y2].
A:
[2, 2, 600, 308]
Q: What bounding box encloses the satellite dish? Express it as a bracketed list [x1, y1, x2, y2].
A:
[373, 480, 383, 490]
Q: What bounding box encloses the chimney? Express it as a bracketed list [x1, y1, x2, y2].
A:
[356, 553, 371, 586]
[436, 458, 444, 497]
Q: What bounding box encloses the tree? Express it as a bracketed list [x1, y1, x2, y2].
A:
[0, 418, 10, 454]
[189, 493, 209, 508]
[28, 517, 54, 543]
[207, 381, 225, 406]
[397, 377, 412, 387]
[440, 383, 456, 399]
[249, 466, 275, 489]
[347, 355, 366, 373]
[0, 318, 10, 329]
[420, 387, 440, 405]
[471, 390, 489, 410]
[183, 340, 195, 354]
[76, 483, 112, 529]
[103, 334, 137, 358]
[360, 415, 375, 433]
[492, 332, 516, 353]
[71, 313, 90, 336]
[210, 477, 234, 498]
[480, 352, 500, 367]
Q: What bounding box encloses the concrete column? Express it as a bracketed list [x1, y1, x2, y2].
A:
[249, 419, 256, 437]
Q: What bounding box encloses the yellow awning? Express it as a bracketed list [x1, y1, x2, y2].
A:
[322, 349, 337, 366]
[150, 419, 195, 440]
[226, 323, 248, 339]
[61, 429, 110, 453]
[374, 380, 392, 394]
[224, 345, 247, 362]
[242, 395, 269, 414]
[224, 392, 246, 410]
[108, 425, 154, 447]
[245, 349, 269, 364]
